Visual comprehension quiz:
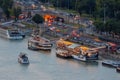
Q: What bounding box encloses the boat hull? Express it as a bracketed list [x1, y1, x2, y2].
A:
[56, 53, 72, 59]
[18, 58, 29, 64]
[116, 67, 120, 73]
[86, 55, 99, 60]
[72, 55, 86, 62]
[28, 45, 52, 51]
[0, 28, 24, 40]
[102, 61, 119, 68]
[28, 45, 41, 51]
[9, 36, 23, 40]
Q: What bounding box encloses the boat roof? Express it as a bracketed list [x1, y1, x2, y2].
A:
[57, 39, 73, 46]
[29, 36, 50, 43]
[0, 25, 18, 30]
[68, 44, 79, 48]
[19, 52, 27, 57]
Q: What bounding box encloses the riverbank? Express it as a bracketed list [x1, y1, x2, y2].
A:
[99, 50, 120, 61]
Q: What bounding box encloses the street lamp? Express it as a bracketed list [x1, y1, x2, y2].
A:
[56, 0, 59, 10]
[103, 3, 106, 24]
[68, 0, 69, 10]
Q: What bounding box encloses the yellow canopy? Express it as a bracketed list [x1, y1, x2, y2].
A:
[57, 39, 73, 46]
[63, 41, 73, 46]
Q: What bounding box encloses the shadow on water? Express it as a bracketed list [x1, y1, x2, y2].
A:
[17, 64, 30, 73]
[18, 63, 30, 69]
[102, 64, 116, 69]
[36, 50, 52, 55]
[56, 57, 99, 67]
[85, 60, 99, 66]
[56, 57, 74, 64]
[71, 59, 99, 67]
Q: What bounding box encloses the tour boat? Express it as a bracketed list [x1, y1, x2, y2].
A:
[28, 36, 52, 51]
[0, 26, 25, 40]
[56, 39, 100, 61]
[56, 49, 72, 59]
[18, 52, 29, 64]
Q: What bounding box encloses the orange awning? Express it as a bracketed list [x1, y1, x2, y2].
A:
[80, 46, 89, 51]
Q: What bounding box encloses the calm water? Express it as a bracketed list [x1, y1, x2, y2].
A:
[0, 37, 120, 80]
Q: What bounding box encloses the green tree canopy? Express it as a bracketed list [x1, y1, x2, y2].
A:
[0, 0, 13, 19]
[32, 14, 45, 35]
[13, 7, 22, 21]
[32, 14, 44, 24]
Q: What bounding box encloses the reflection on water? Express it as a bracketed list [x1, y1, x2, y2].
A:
[38, 50, 51, 54]
[18, 63, 30, 71]
[82, 61, 99, 66]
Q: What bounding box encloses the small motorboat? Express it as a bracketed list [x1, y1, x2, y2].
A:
[18, 52, 29, 64]
[116, 65, 120, 73]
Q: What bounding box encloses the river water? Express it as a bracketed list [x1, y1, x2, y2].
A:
[0, 37, 120, 80]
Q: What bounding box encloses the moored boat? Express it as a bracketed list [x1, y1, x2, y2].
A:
[18, 52, 29, 64]
[56, 49, 72, 59]
[85, 49, 99, 60]
[56, 39, 102, 62]
[0, 26, 25, 40]
[72, 54, 86, 61]
[28, 36, 52, 51]
[70, 46, 99, 61]
[102, 60, 120, 68]
[116, 65, 120, 72]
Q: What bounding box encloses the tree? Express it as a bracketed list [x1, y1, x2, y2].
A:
[0, 0, 13, 19]
[38, 0, 120, 35]
[32, 14, 44, 24]
[94, 20, 105, 32]
[32, 14, 45, 35]
[3, 8, 10, 19]
[13, 7, 22, 21]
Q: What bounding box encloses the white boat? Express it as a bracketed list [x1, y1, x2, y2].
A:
[0, 26, 24, 40]
[28, 36, 52, 50]
[18, 52, 29, 64]
[72, 54, 86, 61]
